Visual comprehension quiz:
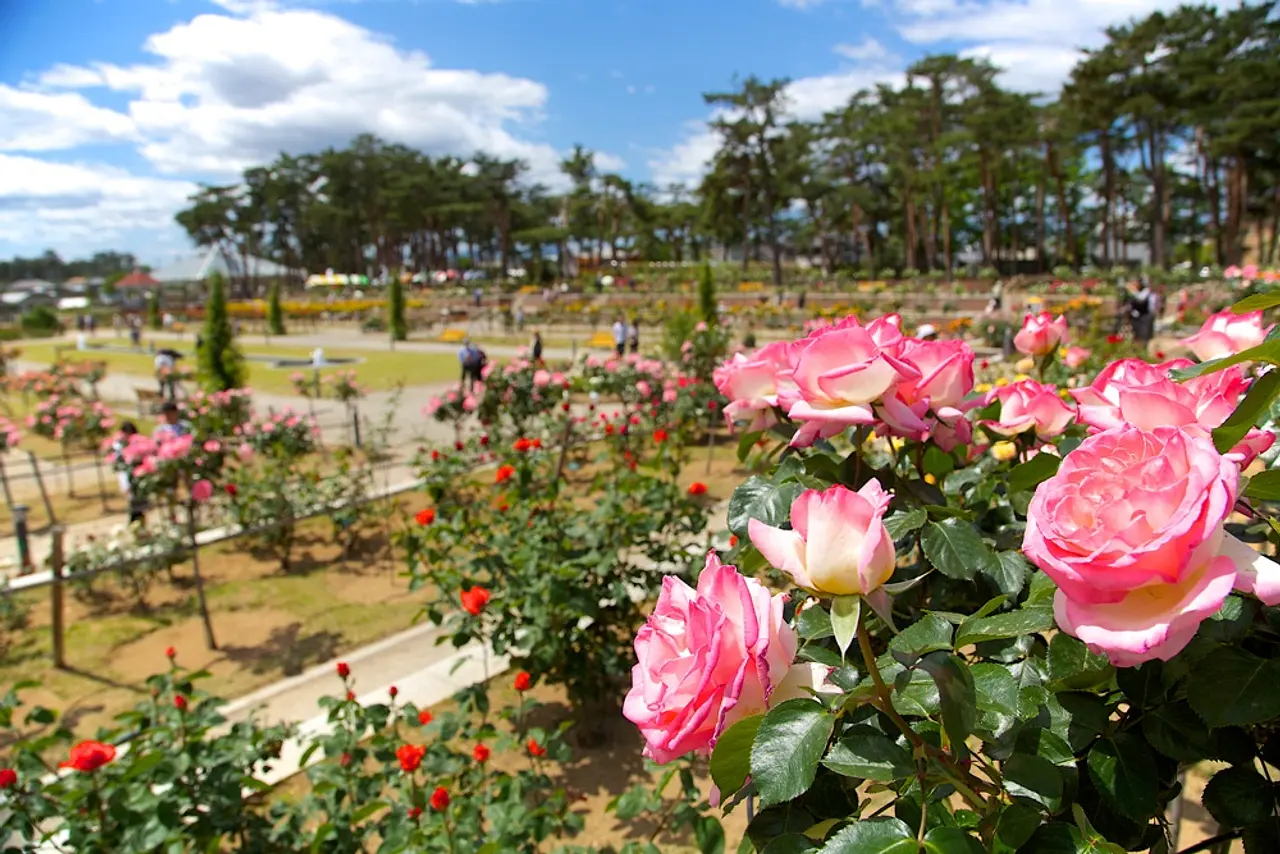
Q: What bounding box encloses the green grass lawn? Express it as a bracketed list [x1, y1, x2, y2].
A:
[17, 342, 461, 396]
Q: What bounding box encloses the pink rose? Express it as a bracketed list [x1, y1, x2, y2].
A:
[533, 370, 551, 387]
[636, 380, 652, 398]
[1013, 312, 1068, 357]
[1181, 309, 1273, 362]
[983, 380, 1075, 439]
[624, 552, 795, 764]
[1063, 347, 1091, 369]
[749, 481, 896, 597]
[713, 341, 792, 433]
[784, 325, 917, 447]
[191, 480, 214, 503]
[877, 338, 975, 440]
[1071, 358, 1273, 464]
[1023, 426, 1280, 666]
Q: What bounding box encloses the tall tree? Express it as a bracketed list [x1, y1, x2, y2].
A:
[387, 275, 407, 343]
[267, 280, 286, 336]
[198, 273, 247, 392]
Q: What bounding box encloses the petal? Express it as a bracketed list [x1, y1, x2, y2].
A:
[747, 519, 813, 589]
[1220, 534, 1280, 606]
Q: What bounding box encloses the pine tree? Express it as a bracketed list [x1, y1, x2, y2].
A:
[198, 273, 247, 391]
[267, 280, 286, 336]
[388, 276, 407, 342]
[698, 263, 717, 325]
[146, 289, 162, 331]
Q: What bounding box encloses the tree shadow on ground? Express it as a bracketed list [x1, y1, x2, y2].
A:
[221, 622, 342, 677]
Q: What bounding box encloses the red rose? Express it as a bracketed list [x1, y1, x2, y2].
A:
[430, 786, 450, 811]
[513, 670, 532, 692]
[431, 449, 440, 461]
[479, 434, 490, 446]
[604, 424, 614, 435]
[513, 438, 532, 453]
[173, 694, 188, 712]
[729, 534, 738, 548]
[408, 806, 422, 819]
[1156, 351, 1166, 359]
[336, 661, 350, 679]
[473, 743, 491, 763]
[526, 738, 547, 758]
[708, 400, 719, 410]
[653, 429, 668, 443]
[415, 508, 436, 526]
[165, 646, 176, 660]
[460, 586, 490, 616]
[397, 743, 426, 773]
[455, 441, 464, 451]
[346, 691, 356, 702]
[495, 465, 516, 484]
[224, 483, 238, 497]
[0, 768, 16, 789]
[418, 709, 434, 726]
[688, 482, 708, 496]
[532, 438, 543, 449]
[1107, 334, 1123, 344]
[980, 359, 990, 370]
[61, 741, 116, 773]
[339, 752, 352, 767]
[388, 685, 399, 699]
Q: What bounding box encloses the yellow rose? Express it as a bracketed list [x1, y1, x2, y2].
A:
[975, 382, 993, 394]
[1014, 373, 1031, 382]
[991, 441, 1018, 462]
[924, 473, 937, 485]
[995, 377, 1010, 387]
[1015, 358, 1035, 373]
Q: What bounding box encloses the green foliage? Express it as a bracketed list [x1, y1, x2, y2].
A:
[197, 273, 246, 392]
[388, 276, 407, 342]
[698, 263, 717, 325]
[146, 289, 162, 331]
[18, 305, 62, 337]
[267, 279, 286, 335]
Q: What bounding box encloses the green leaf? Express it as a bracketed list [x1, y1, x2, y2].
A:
[923, 445, 956, 478]
[831, 596, 860, 660]
[350, 800, 387, 823]
[1086, 735, 1160, 822]
[921, 519, 993, 581]
[1046, 634, 1113, 691]
[710, 714, 763, 798]
[1004, 753, 1064, 812]
[917, 652, 976, 754]
[1170, 339, 1280, 379]
[1245, 469, 1280, 501]
[750, 699, 835, 809]
[822, 728, 914, 782]
[729, 476, 803, 539]
[737, 430, 765, 462]
[1141, 702, 1214, 763]
[797, 604, 834, 640]
[994, 802, 1043, 851]
[981, 552, 1033, 598]
[1188, 647, 1280, 727]
[695, 815, 726, 854]
[955, 606, 1054, 648]
[1231, 291, 1280, 313]
[883, 507, 928, 541]
[819, 818, 913, 853]
[1214, 370, 1280, 454]
[888, 612, 954, 662]
[1202, 765, 1276, 828]
[1007, 453, 1062, 494]
[971, 663, 1020, 733]
[761, 834, 818, 854]
[1024, 822, 1125, 854]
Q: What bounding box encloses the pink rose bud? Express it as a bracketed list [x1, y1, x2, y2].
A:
[191, 480, 214, 503]
[624, 552, 795, 764]
[1180, 309, 1273, 362]
[1013, 312, 1068, 357]
[983, 379, 1075, 440]
[1063, 347, 1091, 369]
[749, 481, 896, 596]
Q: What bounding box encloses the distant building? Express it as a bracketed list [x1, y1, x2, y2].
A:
[152, 246, 296, 293]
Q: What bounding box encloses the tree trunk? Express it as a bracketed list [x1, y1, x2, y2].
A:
[979, 151, 994, 265]
[904, 187, 918, 272]
[1101, 136, 1116, 267]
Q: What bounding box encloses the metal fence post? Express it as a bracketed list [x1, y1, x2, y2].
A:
[13, 504, 31, 574]
[351, 406, 362, 449]
[187, 503, 217, 651]
[50, 526, 65, 669]
[26, 452, 55, 524]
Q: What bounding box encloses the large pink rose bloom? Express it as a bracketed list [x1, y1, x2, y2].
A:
[1181, 309, 1273, 362]
[624, 552, 796, 764]
[749, 480, 896, 597]
[1023, 426, 1280, 666]
[1014, 312, 1068, 357]
[1072, 358, 1273, 465]
[784, 325, 918, 447]
[713, 341, 792, 432]
[878, 339, 976, 439]
[984, 380, 1075, 440]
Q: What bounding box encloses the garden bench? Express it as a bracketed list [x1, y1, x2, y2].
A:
[437, 328, 467, 343]
[587, 331, 616, 349]
[135, 387, 164, 416]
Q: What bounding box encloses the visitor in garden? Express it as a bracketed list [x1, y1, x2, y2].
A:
[154, 402, 191, 440]
[987, 279, 1004, 313]
[111, 421, 146, 525]
[1128, 278, 1156, 351]
[628, 318, 640, 354]
[531, 330, 543, 363]
[611, 317, 626, 357]
[129, 317, 141, 349]
[459, 340, 485, 392]
[154, 349, 176, 400]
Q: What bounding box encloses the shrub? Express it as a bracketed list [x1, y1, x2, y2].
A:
[19, 306, 62, 337]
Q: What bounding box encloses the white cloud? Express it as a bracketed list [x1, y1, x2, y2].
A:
[0, 85, 137, 151]
[834, 37, 890, 62]
[31, 3, 570, 185]
[594, 152, 627, 172]
[0, 155, 196, 255]
[648, 124, 721, 189]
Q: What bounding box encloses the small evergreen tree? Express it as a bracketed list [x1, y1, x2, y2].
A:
[198, 273, 247, 391]
[267, 280, 286, 336]
[698, 263, 717, 325]
[388, 276, 407, 343]
[146, 289, 162, 330]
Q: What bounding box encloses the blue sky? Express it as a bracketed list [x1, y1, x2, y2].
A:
[0, 0, 1221, 265]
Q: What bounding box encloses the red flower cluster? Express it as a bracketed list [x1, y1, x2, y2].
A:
[430, 786, 450, 811]
[526, 738, 547, 758]
[460, 586, 490, 615]
[513, 437, 544, 452]
[418, 709, 434, 726]
[495, 465, 516, 483]
[61, 741, 116, 773]
[1106, 334, 1123, 344]
[336, 661, 350, 679]
[473, 743, 491, 763]
[0, 768, 16, 789]
[415, 508, 436, 526]
[397, 743, 426, 773]
[513, 670, 531, 692]
[688, 482, 708, 496]
[652, 429, 668, 444]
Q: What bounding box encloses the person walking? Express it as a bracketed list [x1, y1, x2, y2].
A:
[153, 402, 192, 441]
[531, 330, 544, 364]
[1129, 278, 1156, 351]
[111, 422, 147, 525]
[459, 339, 486, 392]
[154, 349, 176, 400]
[611, 317, 626, 357]
[627, 318, 640, 354]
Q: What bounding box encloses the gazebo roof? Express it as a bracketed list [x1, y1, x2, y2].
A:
[116, 271, 160, 289]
